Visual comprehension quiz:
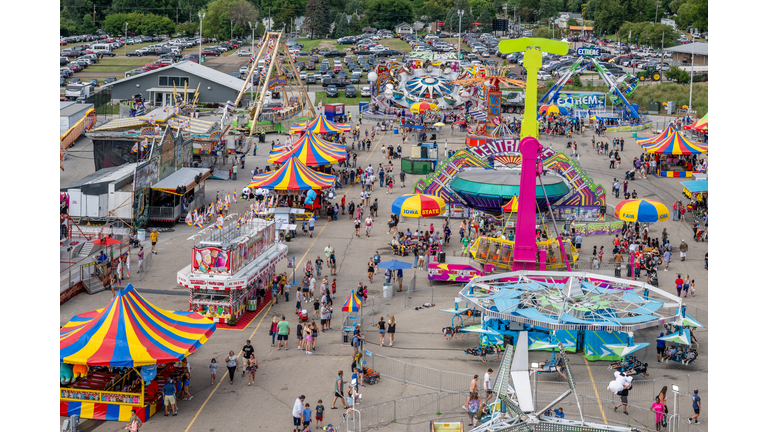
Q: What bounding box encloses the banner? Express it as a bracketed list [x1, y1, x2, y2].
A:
[133, 161, 152, 229]
[268, 74, 287, 89]
[555, 92, 606, 109]
[487, 90, 501, 118]
[571, 221, 623, 236]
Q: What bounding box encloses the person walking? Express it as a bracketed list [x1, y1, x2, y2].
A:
[483, 368, 494, 403]
[367, 258, 375, 283]
[470, 375, 479, 393]
[679, 240, 688, 261]
[658, 386, 668, 427]
[688, 389, 701, 424]
[209, 358, 218, 385]
[225, 351, 238, 385]
[241, 340, 254, 377]
[656, 333, 666, 362]
[377, 316, 386, 346]
[399, 170, 406, 188]
[293, 395, 306, 432]
[163, 378, 178, 416]
[332, 371, 349, 409]
[246, 354, 258, 385]
[277, 316, 290, 350]
[652, 396, 664, 431]
[270, 316, 279, 346]
[613, 375, 632, 415]
[465, 392, 481, 427]
[150, 230, 158, 254]
[387, 315, 396, 346]
[324, 244, 334, 267]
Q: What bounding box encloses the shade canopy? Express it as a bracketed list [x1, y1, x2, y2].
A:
[658, 329, 692, 345]
[290, 116, 351, 134]
[642, 129, 708, 155]
[248, 156, 336, 190]
[502, 196, 519, 213]
[391, 194, 447, 217]
[342, 291, 362, 312]
[614, 199, 669, 223]
[60, 284, 217, 367]
[603, 343, 650, 358]
[410, 102, 439, 113]
[92, 237, 121, 246]
[267, 131, 346, 166]
[538, 104, 568, 116]
[685, 113, 708, 133]
[375, 260, 413, 270]
[636, 125, 676, 146]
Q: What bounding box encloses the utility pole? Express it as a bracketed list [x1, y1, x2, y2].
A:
[269, 8, 271, 33]
[93, 4, 96, 26]
[124, 22, 128, 56]
[655, 1, 660, 24]
[503, 5, 508, 36]
[512, 7, 518, 36]
[457, 10, 464, 59]
[231, 19, 233, 40]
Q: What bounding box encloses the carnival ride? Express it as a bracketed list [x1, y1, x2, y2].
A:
[220, 30, 315, 137]
[470, 333, 641, 432]
[538, 51, 641, 119]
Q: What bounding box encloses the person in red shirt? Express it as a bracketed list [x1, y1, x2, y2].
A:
[674, 275, 684, 297]
[341, 195, 346, 215]
[146, 379, 159, 401]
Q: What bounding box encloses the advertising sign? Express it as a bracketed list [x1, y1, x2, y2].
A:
[487, 90, 502, 118]
[555, 92, 606, 109]
[576, 47, 601, 57]
[192, 247, 231, 275]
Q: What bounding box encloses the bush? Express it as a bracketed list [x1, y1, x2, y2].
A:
[665, 66, 690, 84]
[572, 75, 582, 87]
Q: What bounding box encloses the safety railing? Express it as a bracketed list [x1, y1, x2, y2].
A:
[338, 391, 470, 432]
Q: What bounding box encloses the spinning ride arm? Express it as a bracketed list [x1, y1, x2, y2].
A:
[248, 33, 282, 136]
[591, 58, 641, 119]
[497, 38, 568, 139]
[222, 33, 272, 136]
[538, 58, 589, 105]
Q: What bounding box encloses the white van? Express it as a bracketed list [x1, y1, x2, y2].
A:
[92, 43, 112, 53]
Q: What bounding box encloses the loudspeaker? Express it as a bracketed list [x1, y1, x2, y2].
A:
[439, 251, 446, 263]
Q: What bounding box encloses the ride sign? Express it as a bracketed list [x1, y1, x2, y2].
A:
[576, 47, 601, 57]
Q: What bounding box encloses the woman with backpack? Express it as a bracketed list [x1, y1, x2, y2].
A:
[465, 392, 481, 426]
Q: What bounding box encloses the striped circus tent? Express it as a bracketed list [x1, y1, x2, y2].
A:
[60, 284, 217, 367]
[248, 156, 336, 190]
[267, 131, 345, 166]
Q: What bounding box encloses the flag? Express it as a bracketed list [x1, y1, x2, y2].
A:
[215, 216, 224, 229]
[207, 204, 215, 218]
[131, 142, 139, 153]
[194, 215, 204, 228]
[185, 212, 193, 225]
[232, 189, 238, 204]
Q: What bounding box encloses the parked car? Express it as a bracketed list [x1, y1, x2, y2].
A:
[345, 85, 356, 97]
[306, 62, 316, 70]
[361, 86, 371, 97]
[60, 77, 66, 86]
[100, 51, 117, 57]
[104, 76, 117, 84]
[237, 49, 251, 57]
[201, 50, 220, 57]
[326, 85, 338, 97]
[300, 71, 307, 80]
[306, 76, 317, 84]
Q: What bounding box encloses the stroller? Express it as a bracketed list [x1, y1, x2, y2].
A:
[362, 367, 380, 385]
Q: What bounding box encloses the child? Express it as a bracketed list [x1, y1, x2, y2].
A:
[690, 279, 695, 296]
[315, 399, 325, 428]
[331, 278, 337, 298]
[302, 403, 312, 429]
[362, 286, 368, 307]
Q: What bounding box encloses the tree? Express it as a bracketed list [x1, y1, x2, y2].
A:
[177, 21, 199, 37]
[475, 6, 495, 33]
[665, 65, 689, 83]
[365, 0, 414, 31]
[591, 0, 625, 34]
[422, 0, 450, 23]
[538, 0, 561, 20]
[345, 0, 366, 14]
[348, 14, 362, 34]
[306, 0, 332, 38]
[333, 13, 350, 37]
[567, 17, 578, 26]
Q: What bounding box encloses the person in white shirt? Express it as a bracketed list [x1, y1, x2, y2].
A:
[484, 368, 493, 403]
[308, 276, 316, 301]
[365, 216, 373, 237]
[292, 395, 305, 432]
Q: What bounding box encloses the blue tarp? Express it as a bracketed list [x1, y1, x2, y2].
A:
[680, 180, 708, 193]
[493, 299, 520, 313]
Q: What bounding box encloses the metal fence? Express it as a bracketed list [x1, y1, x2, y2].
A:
[366, 352, 475, 393]
[339, 391, 470, 432]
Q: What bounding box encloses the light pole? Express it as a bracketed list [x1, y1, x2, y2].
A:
[671, 384, 679, 432]
[503, 5, 508, 36]
[198, 12, 206, 61]
[231, 20, 234, 40]
[688, 35, 695, 113]
[249, 21, 255, 105]
[124, 22, 128, 56]
[655, 1, 660, 24]
[457, 10, 464, 60]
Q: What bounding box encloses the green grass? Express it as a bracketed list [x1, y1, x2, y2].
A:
[316, 91, 370, 105]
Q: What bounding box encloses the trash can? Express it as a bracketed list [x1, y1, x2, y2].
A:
[137, 229, 146, 242]
[632, 132, 637, 138]
[383, 283, 393, 300]
[614, 266, 622, 278]
[394, 126, 399, 135]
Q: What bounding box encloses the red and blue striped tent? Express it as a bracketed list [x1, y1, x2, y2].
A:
[60, 284, 216, 367]
[248, 156, 336, 190]
[267, 131, 346, 166]
[290, 115, 351, 134]
[642, 129, 708, 155]
[636, 125, 675, 146]
[342, 291, 362, 312]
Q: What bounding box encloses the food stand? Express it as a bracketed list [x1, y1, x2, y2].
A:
[60, 285, 216, 422]
[176, 218, 288, 324]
